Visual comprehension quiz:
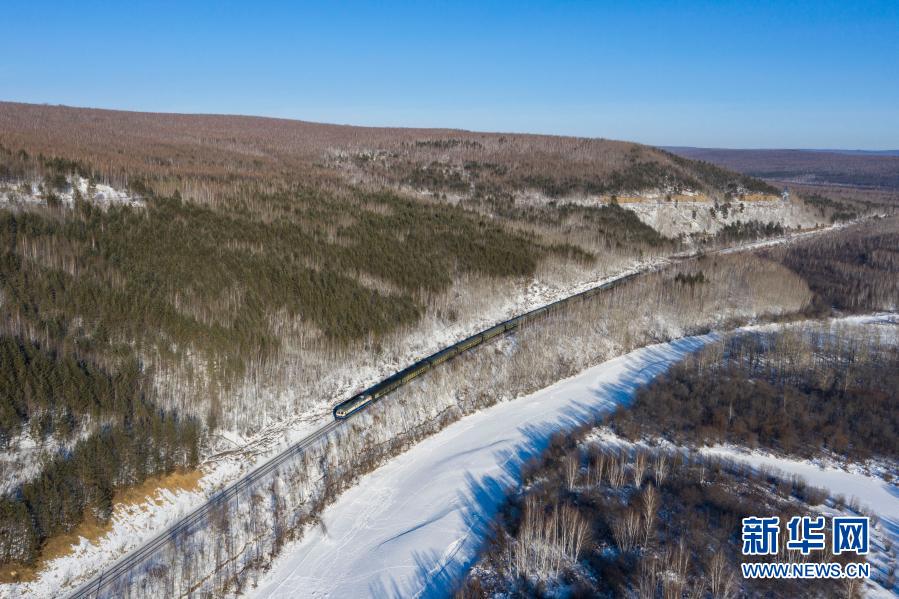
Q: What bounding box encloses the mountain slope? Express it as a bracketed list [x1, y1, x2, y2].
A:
[1, 102, 775, 201]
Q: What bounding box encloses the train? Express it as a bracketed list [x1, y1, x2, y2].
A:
[332, 271, 640, 420]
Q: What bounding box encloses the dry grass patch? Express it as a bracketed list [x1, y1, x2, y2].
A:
[742, 192, 782, 202]
[0, 511, 111, 583]
[115, 469, 203, 508]
[0, 469, 202, 584]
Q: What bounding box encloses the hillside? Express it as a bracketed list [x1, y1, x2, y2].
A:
[0, 103, 838, 441]
[0, 102, 778, 201]
[0, 101, 829, 581]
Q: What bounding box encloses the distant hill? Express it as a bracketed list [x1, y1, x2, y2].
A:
[0, 101, 774, 201]
[664, 147, 899, 191]
[804, 149, 899, 157]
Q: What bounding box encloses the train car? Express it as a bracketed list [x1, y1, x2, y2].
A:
[504, 315, 524, 331]
[456, 333, 484, 353]
[376, 376, 403, 398]
[427, 345, 459, 367]
[400, 359, 431, 384]
[482, 323, 506, 341]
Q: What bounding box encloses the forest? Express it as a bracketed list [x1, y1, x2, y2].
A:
[0, 180, 562, 570]
[0, 188, 558, 373]
[0, 334, 199, 565]
[28, 250, 815, 596]
[0, 101, 892, 588]
[611, 324, 899, 461]
[458, 429, 870, 598]
[766, 217, 899, 314]
[711, 219, 785, 243]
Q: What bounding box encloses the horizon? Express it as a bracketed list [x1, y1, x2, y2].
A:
[4, 99, 897, 153]
[2, 1, 898, 149]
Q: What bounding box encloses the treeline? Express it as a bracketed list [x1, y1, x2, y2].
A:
[515, 160, 698, 198]
[0, 143, 95, 195]
[801, 192, 859, 222]
[0, 335, 199, 565]
[576, 202, 670, 248]
[496, 201, 671, 250]
[611, 326, 899, 461]
[767, 217, 899, 313]
[399, 149, 779, 201]
[459, 433, 863, 598]
[712, 219, 785, 243]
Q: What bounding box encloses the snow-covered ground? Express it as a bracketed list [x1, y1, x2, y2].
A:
[0, 177, 142, 209]
[0, 424, 95, 495]
[623, 196, 816, 237]
[510, 187, 825, 238]
[249, 334, 718, 598]
[701, 447, 898, 521]
[251, 314, 897, 599]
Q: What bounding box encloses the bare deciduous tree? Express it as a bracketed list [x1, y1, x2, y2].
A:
[707, 551, 737, 599]
[513, 497, 590, 579]
[653, 452, 668, 487]
[564, 454, 580, 491]
[633, 450, 648, 487]
[641, 484, 658, 546]
[612, 508, 642, 553]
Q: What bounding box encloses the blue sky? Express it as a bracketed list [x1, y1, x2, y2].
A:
[2, 1, 897, 148]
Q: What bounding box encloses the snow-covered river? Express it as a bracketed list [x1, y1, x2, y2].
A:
[251, 333, 717, 598]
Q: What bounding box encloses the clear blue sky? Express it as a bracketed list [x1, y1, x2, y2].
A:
[2, 1, 897, 149]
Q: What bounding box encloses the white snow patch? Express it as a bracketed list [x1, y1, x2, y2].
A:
[0, 177, 143, 209]
[702, 446, 898, 523]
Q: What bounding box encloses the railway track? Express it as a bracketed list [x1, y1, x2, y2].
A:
[67, 225, 841, 598]
[68, 420, 343, 599]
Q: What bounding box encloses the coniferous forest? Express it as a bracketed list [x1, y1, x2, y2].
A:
[0, 335, 199, 563]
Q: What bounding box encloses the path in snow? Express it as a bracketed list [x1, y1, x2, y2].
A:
[251, 334, 717, 598]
